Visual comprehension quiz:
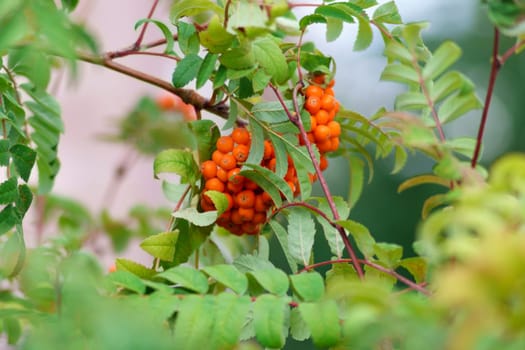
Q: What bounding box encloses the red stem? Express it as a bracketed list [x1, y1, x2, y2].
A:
[301, 258, 431, 296]
[472, 28, 501, 168]
[133, 0, 160, 49]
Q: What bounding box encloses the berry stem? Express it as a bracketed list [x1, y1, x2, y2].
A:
[472, 28, 501, 168]
[300, 258, 430, 296]
[270, 83, 364, 279]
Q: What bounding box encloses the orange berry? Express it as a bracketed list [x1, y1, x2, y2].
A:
[233, 144, 250, 162]
[254, 194, 267, 212]
[218, 153, 237, 170]
[229, 224, 243, 236]
[314, 125, 331, 142]
[328, 79, 335, 88]
[227, 168, 244, 185]
[242, 222, 260, 235]
[216, 136, 234, 153]
[320, 156, 329, 171]
[327, 121, 341, 137]
[205, 178, 225, 192]
[253, 212, 267, 225]
[307, 132, 316, 144]
[227, 182, 244, 193]
[284, 166, 296, 181]
[324, 87, 335, 96]
[224, 193, 234, 211]
[200, 160, 217, 179]
[261, 191, 273, 205]
[212, 150, 224, 164]
[200, 196, 216, 211]
[310, 116, 317, 131]
[232, 127, 251, 145]
[321, 95, 337, 111]
[268, 158, 277, 172]
[231, 209, 243, 225]
[217, 167, 229, 182]
[328, 109, 336, 122]
[305, 96, 321, 115]
[236, 190, 256, 208]
[286, 181, 296, 194]
[312, 74, 326, 85]
[304, 85, 324, 98]
[330, 136, 340, 151]
[317, 138, 333, 153]
[238, 207, 254, 222]
[315, 109, 330, 125]
[245, 179, 259, 191]
[263, 140, 274, 160]
[217, 210, 231, 226]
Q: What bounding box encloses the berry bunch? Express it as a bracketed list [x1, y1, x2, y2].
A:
[199, 77, 341, 236]
[302, 79, 341, 170]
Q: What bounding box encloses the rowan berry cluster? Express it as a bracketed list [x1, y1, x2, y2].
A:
[199, 77, 341, 236]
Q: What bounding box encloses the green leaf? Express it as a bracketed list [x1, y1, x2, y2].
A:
[157, 265, 209, 294]
[399, 257, 427, 283]
[115, 258, 156, 280]
[290, 272, 324, 302]
[9, 144, 36, 182]
[0, 11, 29, 53]
[0, 230, 25, 278]
[202, 264, 248, 294]
[252, 100, 293, 124]
[170, 0, 222, 23]
[8, 47, 51, 90]
[210, 294, 251, 349]
[0, 139, 10, 166]
[348, 156, 365, 209]
[173, 295, 215, 349]
[140, 231, 179, 262]
[60, 0, 79, 12]
[177, 21, 200, 55]
[171, 221, 210, 265]
[219, 46, 256, 70]
[202, 190, 229, 215]
[248, 268, 289, 296]
[240, 167, 289, 207]
[392, 146, 408, 174]
[268, 220, 298, 274]
[15, 184, 32, 218]
[161, 181, 190, 203]
[0, 177, 18, 204]
[423, 41, 462, 80]
[287, 206, 316, 266]
[199, 15, 235, 53]
[395, 91, 428, 110]
[134, 19, 176, 56]
[233, 254, 275, 273]
[315, 4, 355, 23]
[326, 17, 344, 42]
[433, 153, 462, 180]
[107, 270, 147, 294]
[300, 14, 327, 30]
[290, 308, 311, 341]
[252, 37, 288, 84]
[372, 1, 402, 24]
[380, 63, 419, 85]
[253, 294, 287, 348]
[373, 242, 403, 268]
[446, 137, 477, 159]
[438, 93, 483, 124]
[354, 17, 373, 51]
[422, 193, 449, 219]
[227, 1, 268, 31]
[196, 53, 218, 88]
[398, 174, 451, 193]
[172, 208, 217, 227]
[188, 119, 220, 163]
[153, 149, 199, 184]
[172, 53, 203, 88]
[337, 219, 375, 259]
[299, 301, 341, 348]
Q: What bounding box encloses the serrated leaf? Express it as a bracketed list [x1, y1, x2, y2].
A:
[173, 295, 215, 349]
[423, 41, 462, 80]
[199, 15, 234, 53]
[337, 219, 375, 259]
[253, 295, 287, 348]
[268, 220, 298, 274]
[170, 0, 222, 23]
[172, 53, 203, 88]
[252, 100, 292, 124]
[240, 168, 287, 207]
[399, 257, 427, 283]
[115, 258, 156, 280]
[315, 4, 355, 23]
[161, 181, 189, 203]
[0, 178, 18, 204]
[299, 301, 341, 348]
[177, 21, 200, 55]
[354, 17, 373, 51]
[438, 93, 482, 124]
[172, 207, 217, 227]
[380, 63, 419, 85]
[372, 1, 402, 24]
[153, 149, 199, 184]
[373, 242, 403, 268]
[299, 14, 327, 30]
[315, 196, 350, 258]
[15, 184, 32, 218]
[398, 174, 451, 193]
[0, 230, 25, 278]
[8, 47, 51, 90]
[326, 17, 344, 42]
[445, 137, 477, 158]
[189, 119, 220, 163]
[233, 254, 275, 273]
[252, 36, 289, 84]
[227, 1, 268, 31]
[395, 91, 428, 110]
[392, 146, 408, 174]
[202, 264, 248, 294]
[202, 190, 230, 215]
[248, 268, 289, 296]
[0, 139, 10, 166]
[140, 231, 179, 262]
[433, 153, 462, 180]
[290, 272, 324, 302]
[220, 46, 256, 70]
[384, 39, 413, 65]
[287, 207, 316, 266]
[134, 19, 176, 56]
[9, 144, 36, 182]
[157, 265, 209, 294]
[290, 308, 311, 341]
[196, 52, 218, 88]
[107, 270, 147, 294]
[210, 294, 251, 349]
[348, 156, 365, 209]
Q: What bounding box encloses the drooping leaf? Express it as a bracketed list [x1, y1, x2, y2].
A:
[252, 36, 289, 84]
[134, 19, 176, 55]
[299, 300, 341, 348]
[9, 144, 36, 182]
[253, 294, 287, 348]
[202, 264, 248, 295]
[188, 119, 220, 163]
[115, 258, 156, 280]
[373, 242, 403, 269]
[173, 295, 215, 349]
[107, 270, 147, 294]
[290, 308, 311, 341]
[196, 52, 218, 88]
[172, 53, 203, 88]
[0, 177, 18, 204]
[15, 184, 32, 218]
[157, 265, 209, 294]
[287, 206, 316, 266]
[398, 174, 451, 193]
[153, 149, 199, 184]
[354, 17, 373, 51]
[290, 272, 325, 302]
[172, 207, 218, 227]
[299, 14, 327, 30]
[268, 220, 298, 274]
[315, 4, 355, 23]
[233, 254, 275, 273]
[399, 257, 427, 283]
[247, 268, 289, 296]
[210, 294, 251, 349]
[337, 219, 376, 259]
[140, 231, 179, 262]
[422, 41, 462, 80]
[0, 229, 25, 278]
[199, 15, 235, 53]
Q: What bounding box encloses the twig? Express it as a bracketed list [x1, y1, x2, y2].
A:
[301, 258, 431, 296]
[269, 83, 364, 278]
[472, 28, 501, 168]
[133, 0, 160, 50]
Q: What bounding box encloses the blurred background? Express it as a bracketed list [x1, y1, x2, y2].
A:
[15, 0, 524, 349]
